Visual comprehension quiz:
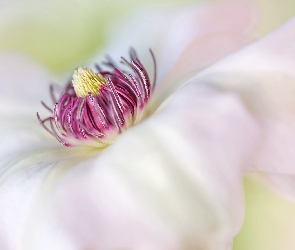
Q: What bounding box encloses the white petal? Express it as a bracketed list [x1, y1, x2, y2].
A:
[0, 53, 52, 115]
[0, 54, 58, 167]
[156, 1, 256, 100]
[0, 146, 94, 250]
[93, 2, 256, 85]
[20, 84, 259, 250]
[251, 173, 295, 202]
[193, 17, 295, 175]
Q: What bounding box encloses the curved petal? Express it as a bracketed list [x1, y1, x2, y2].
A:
[94, 1, 256, 85]
[20, 83, 259, 250]
[0, 152, 57, 250]
[150, 29, 255, 111]
[155, 1, 256, 101]
[192, 17, 295, 176]
[0, 53, 59, 165]
[251, 173, 295, 202]
[0, 146, 93, 250]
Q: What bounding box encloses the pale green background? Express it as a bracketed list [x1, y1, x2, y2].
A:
[1, 0, 295, 73]
[1, 0, 295, 249]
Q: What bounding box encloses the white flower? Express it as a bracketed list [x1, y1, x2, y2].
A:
[1, 1, 294, 250]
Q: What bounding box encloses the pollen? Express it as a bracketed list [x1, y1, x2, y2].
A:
[72, 67, 106, 97]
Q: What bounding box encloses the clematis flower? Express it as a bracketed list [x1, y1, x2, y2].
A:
[1, 1, 295, 250]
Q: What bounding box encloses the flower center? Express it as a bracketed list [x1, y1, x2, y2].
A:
[72, 67, 106, 98]
[37, 48, 156, 148]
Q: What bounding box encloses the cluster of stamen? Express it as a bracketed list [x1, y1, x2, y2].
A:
[37, 49, 156, 147]
[72, 67, 106, 97]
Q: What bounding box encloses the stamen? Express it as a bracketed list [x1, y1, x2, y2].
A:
[36, 112, 54, 136]
[72, 67, 106, 98]
[38, 48, 157, 148]
[49, 84, 57, 104]
[49, 118, 70, 147]
[149, 49, 157, 90]
[41, 101, 53, 113]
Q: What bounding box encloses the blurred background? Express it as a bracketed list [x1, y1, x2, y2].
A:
[1, 0, 295, 73]
[1, 0, 295, 249]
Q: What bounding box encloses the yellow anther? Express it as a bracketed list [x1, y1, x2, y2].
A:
[72, 67, 106, 98]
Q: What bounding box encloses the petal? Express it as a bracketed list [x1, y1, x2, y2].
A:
[251, 173, 295, 202]
[0, 153, 56, 250]
[192, 17, 295, 175]
[0, 53, 53, 115]
[0, 53, 58, 165]
[0, 147, 92, 250]
[156, 2, 256, 102]
[21, 83, 259, 249]
[0, 54, 62, 245]
[151, 29, 254, 111]
[94, 1, 256, 85]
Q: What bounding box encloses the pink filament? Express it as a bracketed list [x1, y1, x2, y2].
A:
[37, 49, 156, 147]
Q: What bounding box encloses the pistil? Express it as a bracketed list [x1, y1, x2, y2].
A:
[72, 67, 106, 97]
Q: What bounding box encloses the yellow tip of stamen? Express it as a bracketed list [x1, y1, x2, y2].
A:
[72, 67, 106, 98]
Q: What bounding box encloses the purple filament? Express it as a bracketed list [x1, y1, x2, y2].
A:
[37, 49, 157, 147]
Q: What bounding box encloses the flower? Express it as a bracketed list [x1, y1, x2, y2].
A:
[1, 1, 295, 250]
